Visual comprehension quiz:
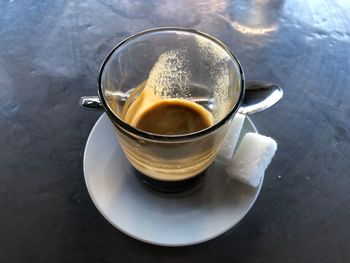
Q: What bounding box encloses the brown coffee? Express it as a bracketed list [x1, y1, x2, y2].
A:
[135, 99, 212, 135]
[120, 83, 217, 181]
[123, 83, 214, 136]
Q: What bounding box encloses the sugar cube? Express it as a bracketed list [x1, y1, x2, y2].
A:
[226, 132, 277, 187]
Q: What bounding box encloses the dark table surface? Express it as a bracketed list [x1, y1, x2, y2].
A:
[1, 0, 349, 262]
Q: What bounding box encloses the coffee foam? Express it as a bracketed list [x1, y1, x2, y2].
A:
[195, 36, 231, 121]
[145, 49, 191, 99]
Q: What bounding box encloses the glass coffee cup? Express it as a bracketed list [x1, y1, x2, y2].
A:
[81, 28, 245, 192]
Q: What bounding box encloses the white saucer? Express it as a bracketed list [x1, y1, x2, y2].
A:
[84, 113, 261, 246]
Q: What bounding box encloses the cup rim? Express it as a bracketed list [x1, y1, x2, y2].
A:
[98, 27, 245, 141]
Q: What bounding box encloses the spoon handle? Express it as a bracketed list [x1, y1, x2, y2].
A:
[238, 80, 283, 115]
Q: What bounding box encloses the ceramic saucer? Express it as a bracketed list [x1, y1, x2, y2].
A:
[84, 113, 261, 246]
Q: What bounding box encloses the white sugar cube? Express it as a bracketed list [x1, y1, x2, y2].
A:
[226, 132, 277, 187]
[218, 113, 246, 161]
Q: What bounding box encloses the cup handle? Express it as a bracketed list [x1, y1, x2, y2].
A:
[79, 96, 103, 110]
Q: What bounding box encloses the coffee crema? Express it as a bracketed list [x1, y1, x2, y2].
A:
[135, 99, 212, 135]
[123, 83, 214, 135]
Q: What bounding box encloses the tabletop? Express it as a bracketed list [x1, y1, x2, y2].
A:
[1, 0, 349, 262]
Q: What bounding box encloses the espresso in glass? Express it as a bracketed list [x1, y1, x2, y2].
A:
[97, 28, 244, 192]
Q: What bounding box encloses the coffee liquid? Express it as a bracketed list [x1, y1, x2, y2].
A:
[135, 99, 212, 135]
[123, 82, 214, 135]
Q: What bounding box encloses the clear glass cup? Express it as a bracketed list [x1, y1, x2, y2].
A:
[83, 28, 245, 192]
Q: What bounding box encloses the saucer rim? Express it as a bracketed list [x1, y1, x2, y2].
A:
[83, 113, 261, 246]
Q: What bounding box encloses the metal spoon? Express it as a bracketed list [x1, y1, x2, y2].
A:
[79, 80, 283, 115]
[239, 80, 283, 114]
